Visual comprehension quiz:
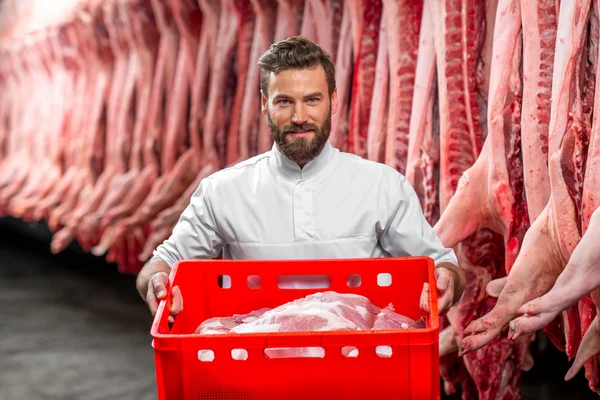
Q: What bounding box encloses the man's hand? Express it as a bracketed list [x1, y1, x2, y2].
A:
[147, 272, 184, 323]
[420, 264, 465, 317]
[136, 259, 183, 323]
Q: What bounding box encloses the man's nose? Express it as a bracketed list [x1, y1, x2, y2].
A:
[292, 104, 308, 125]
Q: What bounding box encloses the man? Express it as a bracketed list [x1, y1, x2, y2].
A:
[136, 36, 465, 323]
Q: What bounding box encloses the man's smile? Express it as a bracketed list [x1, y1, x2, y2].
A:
[286, 130, 314, 138]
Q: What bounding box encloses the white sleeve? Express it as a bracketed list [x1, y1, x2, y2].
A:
[152, 178, 225, 267]
[379, 175, 458, 266]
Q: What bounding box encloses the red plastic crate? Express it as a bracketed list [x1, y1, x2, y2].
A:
[151, 257, 440, 399]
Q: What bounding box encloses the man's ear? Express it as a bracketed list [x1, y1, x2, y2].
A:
[331, 88, 338, 115]
[261, 90, 268, 114]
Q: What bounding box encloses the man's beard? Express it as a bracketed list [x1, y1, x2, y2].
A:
[268, 110, 331, 165]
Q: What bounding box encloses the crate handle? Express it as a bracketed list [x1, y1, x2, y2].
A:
[152, 266, 177, 334]
[277, 274, 331, 289]
[264, 347, 326, 359]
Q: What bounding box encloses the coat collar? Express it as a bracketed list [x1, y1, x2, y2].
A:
[271, 140, 335, 179]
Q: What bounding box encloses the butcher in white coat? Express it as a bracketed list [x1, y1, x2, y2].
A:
[136, 36, 466, 321]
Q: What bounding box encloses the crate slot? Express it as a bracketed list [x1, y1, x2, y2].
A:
[376, 346, 392, 358]
[247, 275, 261, 289]
[277, 274, 331, 289]
[264, 347, 326, 359]
[377, 273, 392, 287]
[198, 349, 215, 362]
[218, 274, 231, 289]
[231, 349, 248, 360]
[346, 274, 362, 287]
[342, 346, 359, 358]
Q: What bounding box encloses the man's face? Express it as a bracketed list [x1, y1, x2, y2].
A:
[261, 65, 338, 165]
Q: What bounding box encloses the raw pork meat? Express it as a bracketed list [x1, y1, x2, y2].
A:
[194, 291, 424, 359]
[196, 292, 423, 335]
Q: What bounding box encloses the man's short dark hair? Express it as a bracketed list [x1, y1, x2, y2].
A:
[258, 36, 336, 98]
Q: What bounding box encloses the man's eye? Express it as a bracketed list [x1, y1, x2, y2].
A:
[277, 99, 290, 105]
[307, 98, 318, 104]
